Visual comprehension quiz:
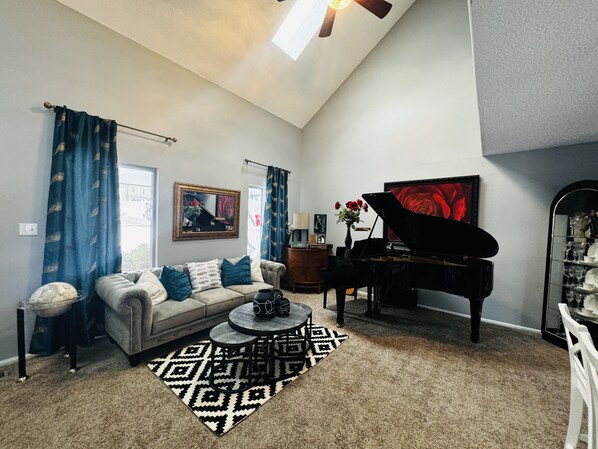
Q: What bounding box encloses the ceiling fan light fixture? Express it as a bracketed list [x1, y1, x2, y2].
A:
[327, 0, 351, 10]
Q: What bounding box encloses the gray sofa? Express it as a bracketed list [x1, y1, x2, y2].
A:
[95, 259, 286, 365]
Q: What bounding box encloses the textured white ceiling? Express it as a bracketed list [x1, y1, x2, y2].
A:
[56, 0, 415, 128]
[470, 0, 598, 155]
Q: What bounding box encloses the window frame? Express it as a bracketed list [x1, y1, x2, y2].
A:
[247, 184, 265, 259]
[118, 162, 158, 270]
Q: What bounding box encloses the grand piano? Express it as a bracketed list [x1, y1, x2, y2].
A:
[321, 191, 499, 343]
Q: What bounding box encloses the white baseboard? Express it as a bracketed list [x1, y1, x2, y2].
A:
[418, 304, 541, 334]
[0, 335, 110, 368]
[0, 353, 36, 368]
[356, 290, 540, 333]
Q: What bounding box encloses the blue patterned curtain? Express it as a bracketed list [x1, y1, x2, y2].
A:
[261, 166, 288, 262]
[30, 106, 122, 355]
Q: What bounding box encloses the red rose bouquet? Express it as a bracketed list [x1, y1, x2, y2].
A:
[185, 199, 203, 217]
[334, 199, 369, 229]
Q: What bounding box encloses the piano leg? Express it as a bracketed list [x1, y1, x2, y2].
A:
[469, 298, 484, 343]
[335, 288, 346, 327]
[365, 265, 380, 317]
[365, 284, 381, 317]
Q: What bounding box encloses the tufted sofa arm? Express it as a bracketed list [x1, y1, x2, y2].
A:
[95, 274, 153, 339]
[260, 260, 286, 290]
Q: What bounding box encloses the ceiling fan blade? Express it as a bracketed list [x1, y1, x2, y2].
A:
[353, 0, 393, 19]
[319, 6, 336, 38]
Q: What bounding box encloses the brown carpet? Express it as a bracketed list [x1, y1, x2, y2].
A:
[0, 291, 575, 449]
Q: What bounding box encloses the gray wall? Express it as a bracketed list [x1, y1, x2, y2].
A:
[301, 0, 598, 329]
[0, 0, 301, 360]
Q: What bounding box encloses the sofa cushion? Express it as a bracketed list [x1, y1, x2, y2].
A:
[190, 287, 244, 316]
[159, 265, 192, 301]
[137, 269, 168, 305]
[221, 255, 252, 287]
[187, 259, 222, 293]
[251, 256, 265, 283]
[226, 282, 273, 303]
[151, 298, 206, 334]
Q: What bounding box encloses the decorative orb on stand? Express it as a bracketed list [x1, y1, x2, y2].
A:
[29, 282, 78, 317]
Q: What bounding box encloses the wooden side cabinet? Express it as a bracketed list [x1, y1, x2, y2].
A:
[283, 247, 328, 293]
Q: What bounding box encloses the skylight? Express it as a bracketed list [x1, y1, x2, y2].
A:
[272, 0, 328, 60]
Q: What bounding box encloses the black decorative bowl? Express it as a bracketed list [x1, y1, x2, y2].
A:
[276, 298, 291, 317]
[272, 288, 283, 303]
[253, 289, 277, 319]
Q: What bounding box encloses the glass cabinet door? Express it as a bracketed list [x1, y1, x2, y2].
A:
[542, 181, 598, 348]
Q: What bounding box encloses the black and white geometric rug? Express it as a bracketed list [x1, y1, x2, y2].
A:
[146, 325, 348, 436]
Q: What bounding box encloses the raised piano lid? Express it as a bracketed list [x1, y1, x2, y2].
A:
[362, 192, 499, 259]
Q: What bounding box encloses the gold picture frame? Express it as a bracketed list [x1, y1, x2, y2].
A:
[173, 182, 240, 241]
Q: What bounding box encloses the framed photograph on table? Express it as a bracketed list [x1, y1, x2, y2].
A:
[314, 214, 327, 242]
[173, 182, 240, 241]
[383, 175, 480, 242]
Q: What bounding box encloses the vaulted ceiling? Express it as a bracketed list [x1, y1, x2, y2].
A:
[56, 0, 416, 129]
[56, 0, 598, 154]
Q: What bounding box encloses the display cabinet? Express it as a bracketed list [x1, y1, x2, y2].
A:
[542, 180, 598, 348]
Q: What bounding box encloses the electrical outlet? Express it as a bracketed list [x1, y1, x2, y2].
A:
[19, 223, 38, 236]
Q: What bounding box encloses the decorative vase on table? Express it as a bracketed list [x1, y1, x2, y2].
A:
[253, 289, 277, 319]
[345, 224, 352, 257]
[334, 198, 369, 259]
[276, 298, 291, 317]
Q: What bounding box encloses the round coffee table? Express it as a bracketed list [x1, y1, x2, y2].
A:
[228, 302, 312, 378]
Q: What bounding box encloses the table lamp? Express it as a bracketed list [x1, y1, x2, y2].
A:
[292, 213, 309, 247]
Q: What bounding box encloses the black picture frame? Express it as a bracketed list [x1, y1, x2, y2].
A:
[314, 214, 327, 234]
[314, 214, 327, 244]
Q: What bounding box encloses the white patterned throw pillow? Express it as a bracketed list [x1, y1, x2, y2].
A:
[187, 259, 223, 293]
[250, 256, 264, 283]
[137, 269, 168, 305]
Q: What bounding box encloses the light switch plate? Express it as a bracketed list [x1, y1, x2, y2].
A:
[19, 223, 38, 236]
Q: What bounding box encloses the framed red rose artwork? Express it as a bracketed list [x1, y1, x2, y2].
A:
[383, 175, 480, 242]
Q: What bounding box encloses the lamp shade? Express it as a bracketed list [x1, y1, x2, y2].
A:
[292, 213, 309, 230]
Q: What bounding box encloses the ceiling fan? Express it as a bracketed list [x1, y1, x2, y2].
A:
[278, 0, 393, 38]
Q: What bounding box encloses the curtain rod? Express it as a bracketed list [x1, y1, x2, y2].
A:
[43, 102, 177, 143]
[244, 158, 291, 174]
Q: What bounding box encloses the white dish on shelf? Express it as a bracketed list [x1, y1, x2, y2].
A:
[588, 243, 598, 258]
[585, 294, 598, 311]
[586, 268, 598, 286]
[578, 308, 597, 318]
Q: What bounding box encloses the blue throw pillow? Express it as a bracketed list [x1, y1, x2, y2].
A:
[221, 255, 252, 287]
[159, 265, 192, 301]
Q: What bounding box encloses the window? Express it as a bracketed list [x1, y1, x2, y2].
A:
[247, 185, 264, 259]
[119, 164, 157, 271]
[272, 0, 327, 60]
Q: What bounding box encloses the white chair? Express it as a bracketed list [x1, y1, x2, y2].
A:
[559, 303, 592, 448]
[580, 331, 598, 449]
